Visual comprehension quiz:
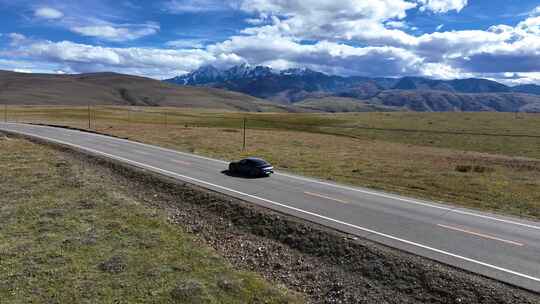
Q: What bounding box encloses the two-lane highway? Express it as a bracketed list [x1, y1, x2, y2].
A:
[1, 123, 539, 292]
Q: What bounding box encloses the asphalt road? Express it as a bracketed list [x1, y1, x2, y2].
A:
[1, 123, 539, 293]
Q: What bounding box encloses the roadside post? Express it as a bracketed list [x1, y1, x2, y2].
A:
[243, 117, 246, 151]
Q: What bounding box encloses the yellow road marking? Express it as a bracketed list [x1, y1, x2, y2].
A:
[135, 150, 151, 155]
[171, 159, 191, 166]
[437, 224, 525, 247]
[304, 191, 349, 204]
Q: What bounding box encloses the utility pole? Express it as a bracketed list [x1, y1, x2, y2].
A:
[4, 104, 7, 123]
[243, 117, 246, 151]
[87, 104, 91, 129]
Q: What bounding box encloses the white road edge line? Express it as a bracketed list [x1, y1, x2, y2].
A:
[5, 127, 540, 285]
[26, 123, 539, 231]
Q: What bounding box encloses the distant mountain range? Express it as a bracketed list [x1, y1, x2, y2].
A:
[165, 64, 540, 112]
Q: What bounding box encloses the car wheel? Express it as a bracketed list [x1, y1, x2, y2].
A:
[250, 168, 259, 178]
[229, 164, 235, 173]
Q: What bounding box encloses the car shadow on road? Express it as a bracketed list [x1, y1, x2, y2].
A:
[221, 170, 270, 179]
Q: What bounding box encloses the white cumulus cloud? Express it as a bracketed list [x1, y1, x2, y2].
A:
[416, 0, 468, 13]
[164, 0, 239, 13]
[165, 39, 206, 49]
[7, 38, 243, 79]
[34, 7, 64, 19]
[530, 6, 540, 17]
[238, 0, 419, 46]
[70, 23, 160, 41]
[209, 34, 424, 76]
[13, 68, 33, 73]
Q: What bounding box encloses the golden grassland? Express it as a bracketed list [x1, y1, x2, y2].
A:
[0, 137, 302, 303]
[3, 105, 540, 220]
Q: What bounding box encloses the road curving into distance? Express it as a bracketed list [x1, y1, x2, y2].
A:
[1, 122, 539, 293]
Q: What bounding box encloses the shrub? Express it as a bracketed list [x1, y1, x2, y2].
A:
[473, 166, 494, 173]
[455, 165, 472, 173]
[455, 165, 494, 174]
[171, 279, 205, 303]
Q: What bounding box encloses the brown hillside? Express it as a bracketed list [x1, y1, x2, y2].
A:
[0, 70, 288, 112]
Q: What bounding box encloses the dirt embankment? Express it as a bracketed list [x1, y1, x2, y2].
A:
[6, 133, 540, 304]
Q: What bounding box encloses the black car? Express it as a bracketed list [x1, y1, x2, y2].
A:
[229, 157, 274, 177]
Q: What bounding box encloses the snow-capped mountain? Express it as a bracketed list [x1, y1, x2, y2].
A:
[166, 64, 326, 86]
[167, 65, 222, 85]
[224, 64, 274, 79]
[280, 67, 324, 77]
[168, 64, 278, 85]
[164, 64, 540, 111]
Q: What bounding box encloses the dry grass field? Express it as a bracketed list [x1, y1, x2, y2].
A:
[4, 106, 540, 220]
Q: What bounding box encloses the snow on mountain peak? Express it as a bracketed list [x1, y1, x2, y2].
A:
[172, 64, 278, 85]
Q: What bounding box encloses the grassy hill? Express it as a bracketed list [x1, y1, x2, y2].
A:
[0, 70, 292, 112]
[296, 97, 401, 112]
[369, 90, 540, 112]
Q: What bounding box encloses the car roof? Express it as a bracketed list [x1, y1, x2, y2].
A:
[244, 157, 270, 164]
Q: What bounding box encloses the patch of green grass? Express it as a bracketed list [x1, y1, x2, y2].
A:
[0, 137, 302, 303]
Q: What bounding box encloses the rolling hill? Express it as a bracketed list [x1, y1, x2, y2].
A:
[296, 97, 400, 112]
[512, 84, 540, 95]
[369, 90, 540, 112]
[5, 68, 540, 113]
[391, 77, 511, 93]
[0, 70, 290, 112]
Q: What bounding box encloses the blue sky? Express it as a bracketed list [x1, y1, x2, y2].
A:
[1, 0, 540, 84]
